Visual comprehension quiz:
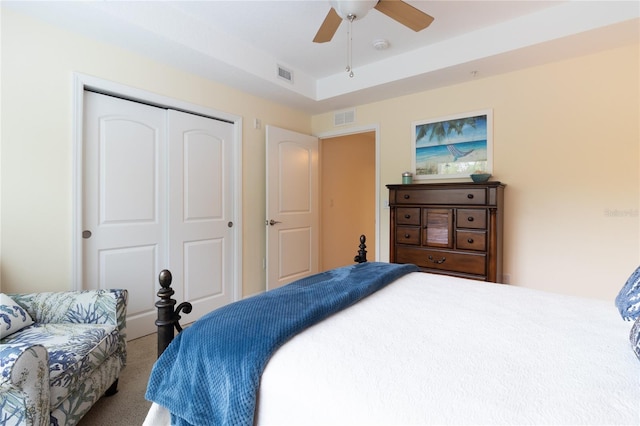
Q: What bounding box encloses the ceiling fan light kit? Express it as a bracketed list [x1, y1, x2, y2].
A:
[330, 0, 377, 21]
[314, 0, 434, 77]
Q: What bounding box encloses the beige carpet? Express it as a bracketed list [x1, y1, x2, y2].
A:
[78, 333, 157, 426]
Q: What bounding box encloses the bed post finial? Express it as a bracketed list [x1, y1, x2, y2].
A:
[155, 269, 193, 358]
[354, 234, 368, 263]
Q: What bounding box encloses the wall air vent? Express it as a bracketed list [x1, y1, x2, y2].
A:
[333, 108, 356, 126]
[277, 65, 293, 83]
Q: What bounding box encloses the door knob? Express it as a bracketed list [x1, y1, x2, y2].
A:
[267, 219, 282, 226]
[82, 230, 92, 239]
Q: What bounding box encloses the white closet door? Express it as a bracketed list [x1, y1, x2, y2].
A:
[167, 110, 235, 319]
[83, 92, 237, 340]
[83, 91, 167, 339]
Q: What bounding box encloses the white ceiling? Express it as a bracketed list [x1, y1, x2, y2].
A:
[4, 1, 639, 114]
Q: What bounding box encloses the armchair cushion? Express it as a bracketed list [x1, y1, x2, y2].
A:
[0, 294, 34, 339]
[2, 323, 119, 409]
[10, 289, 127, 368]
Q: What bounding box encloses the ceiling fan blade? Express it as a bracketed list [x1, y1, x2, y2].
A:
[374, 0, 434, 32]
[313, 7, 342, 43]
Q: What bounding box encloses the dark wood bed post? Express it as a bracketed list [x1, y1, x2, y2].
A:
[155, 235, 369, 358]
[353, 234, 368, 263]
[155, 270, 193, 358]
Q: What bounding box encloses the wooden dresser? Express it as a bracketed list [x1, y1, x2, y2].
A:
[387, 182, 505, 282]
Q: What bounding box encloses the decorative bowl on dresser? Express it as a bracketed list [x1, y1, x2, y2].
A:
[387, 182, 505, 282]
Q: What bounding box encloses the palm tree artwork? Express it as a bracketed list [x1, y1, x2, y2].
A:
[414, 112, 490, 178]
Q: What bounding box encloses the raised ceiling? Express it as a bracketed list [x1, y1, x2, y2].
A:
[4, 1, 639, 114]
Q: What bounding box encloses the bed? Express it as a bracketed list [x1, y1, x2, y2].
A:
[144, 236, 640, 425]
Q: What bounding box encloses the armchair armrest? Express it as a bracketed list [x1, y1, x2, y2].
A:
[0, 344, 49, 426]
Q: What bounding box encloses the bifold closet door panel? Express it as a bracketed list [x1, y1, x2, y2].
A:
[82, 91, 167, 339]
[167, 109, 235, 320]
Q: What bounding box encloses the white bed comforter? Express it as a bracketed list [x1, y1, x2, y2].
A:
[145, 272, 640, 425]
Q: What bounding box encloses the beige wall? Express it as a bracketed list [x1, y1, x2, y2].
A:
[2, 8, 638, 302]
[313, 44, 640, 301]
[0, 9, 310, 296]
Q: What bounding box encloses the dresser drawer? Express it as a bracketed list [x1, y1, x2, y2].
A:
[456, 230, 486, 251]
[396, 246, 486, 275]
[394, 188, 486, 205]
[457, 209, 486, 229]
[396, 226, 420, 245]
[396, 208, 420, 225]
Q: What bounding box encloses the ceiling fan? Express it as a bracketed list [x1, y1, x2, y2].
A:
[313, 0, 435, 43]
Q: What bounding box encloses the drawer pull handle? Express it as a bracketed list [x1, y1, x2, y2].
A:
[404, 233, 410, 238]
[428, 255, 446, 264]
[467, 217, 474, 222]
[404, 214, 411, 219]
[403, 194, 410, 199]
[467, 238, 474, 244]
[467, 194, 474, 199]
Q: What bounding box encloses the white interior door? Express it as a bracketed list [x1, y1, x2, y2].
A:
[168, 110, 235, 319]
[266, 125, 319, 290]
[83, 91, 167, 339]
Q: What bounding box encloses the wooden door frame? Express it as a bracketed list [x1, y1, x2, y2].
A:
[316, 124, 380, 262]
[71, 73, 242, 304]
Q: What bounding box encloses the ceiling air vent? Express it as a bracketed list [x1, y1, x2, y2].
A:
[334, 109, 356, 126]
[277, 65, 293, 83]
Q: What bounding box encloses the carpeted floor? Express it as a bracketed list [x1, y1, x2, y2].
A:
[78, 333, 157, 425]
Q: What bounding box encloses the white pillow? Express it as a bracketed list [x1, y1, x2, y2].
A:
[1, 293, 34, 339]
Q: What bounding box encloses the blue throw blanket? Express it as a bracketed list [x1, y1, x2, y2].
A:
[145, 262, 418, 426]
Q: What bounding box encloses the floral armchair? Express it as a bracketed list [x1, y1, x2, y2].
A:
[0, 289, 127, 426]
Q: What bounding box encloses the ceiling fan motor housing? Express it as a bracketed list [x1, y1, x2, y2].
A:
[330, 0, 378, 21]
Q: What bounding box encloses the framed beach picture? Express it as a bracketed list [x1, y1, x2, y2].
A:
[411, 109, 493, 180]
